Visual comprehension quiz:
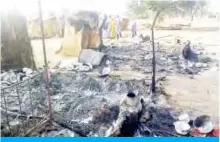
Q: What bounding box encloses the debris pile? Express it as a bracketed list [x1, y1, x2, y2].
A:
[56, 58, 92, 72]
[1, 73, 47, 136]
[1, 39, 218, 137]
[102, 42, 215, 76]
[1, 71, 218, 137]
[1, 72, 149, 136]
[55, 49, 106, 72]
[1, 68, 38, 88]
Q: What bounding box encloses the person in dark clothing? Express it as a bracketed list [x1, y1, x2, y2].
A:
[177, 39, 181, 44]
[182, 40, 191, 60]
[182, 40, 197, 78]
[140, 34, 150, 42]
[182, 40, 192, 69]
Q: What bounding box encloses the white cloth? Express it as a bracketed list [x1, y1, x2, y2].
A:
[101, 66, 111, 76]
[116, 18, 121, 32]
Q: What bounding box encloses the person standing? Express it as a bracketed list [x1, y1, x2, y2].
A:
[131, 20, 137, 38]
[182, 40, 192, 69]
[116, 15, 122, 39]
[103, 16, 109, 38]
[109, 16, 116, 39]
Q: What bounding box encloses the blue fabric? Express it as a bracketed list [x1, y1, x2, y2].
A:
[1, 137, 219, 142]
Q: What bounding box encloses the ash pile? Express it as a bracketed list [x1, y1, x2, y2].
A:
[38, 72, 151, 136]
[1, 68, 39, 88]
[1, 72, 48, 136]
[102, 41, 217, 77]
[0, 70, 149, 136]
[1, 39, 218, 137]
[1, 71, 218, 137]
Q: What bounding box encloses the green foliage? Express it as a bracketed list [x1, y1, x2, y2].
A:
[127, 0, 149, 18]
[178, 0, 207, 14]
[127, 0, 175, 15]
[127, 0, 207, 17]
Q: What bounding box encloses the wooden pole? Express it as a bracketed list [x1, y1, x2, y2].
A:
[38, 0, 52, 124]
[150, 1, 179, 94]
[151, 11, 161, 94]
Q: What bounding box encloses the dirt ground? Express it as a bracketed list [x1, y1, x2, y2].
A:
[31, 30, 219, 124]
[165, 67, 219, 123]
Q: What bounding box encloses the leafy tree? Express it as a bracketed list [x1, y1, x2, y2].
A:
[128, 0, 179, 17]
[179, 0, 207, 22]
[128, 0, 207, 22]
[127, 0, 150, 18]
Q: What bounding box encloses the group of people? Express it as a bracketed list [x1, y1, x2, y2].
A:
[103, 15, 122, 39]
[103, 15, 137, 39]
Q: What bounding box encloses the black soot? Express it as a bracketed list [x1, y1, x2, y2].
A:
[127, 91, 136, 98]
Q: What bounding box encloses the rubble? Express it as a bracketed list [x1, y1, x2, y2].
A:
[100, 60, 111, 77]
[195, 63, 202, 68]
[1, 71, 151, 136]
[79, 49, 105, 66]
[102, 41, 216, 77]
[56, 58, 92, 72]
[105, 91, 143, 137]
[41, 128, 76, 137]
[1, 68, 38, 88]
[1, 68, 218, 137]
[1, 37, 218, 137]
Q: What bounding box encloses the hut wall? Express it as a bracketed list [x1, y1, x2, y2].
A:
[58, 11, 101, 57]
[59, 22, 83, 57]
[1, 10, 36, 70]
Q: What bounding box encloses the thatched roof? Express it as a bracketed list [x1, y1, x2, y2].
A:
[67, 11, 99, 30]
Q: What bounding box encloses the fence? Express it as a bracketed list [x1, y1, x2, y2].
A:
[1, 72, 50, 136]
[1, 0, 53, 137]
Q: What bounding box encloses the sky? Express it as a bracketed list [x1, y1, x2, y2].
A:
[0, 0, 128, 16]
[0, 0, 219, 17]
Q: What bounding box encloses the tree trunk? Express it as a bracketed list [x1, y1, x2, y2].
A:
[1, 10, 36, 70]
[190, 12, 195, 22]
[150, 11, 161, 94]
[190, 7, 198, 23]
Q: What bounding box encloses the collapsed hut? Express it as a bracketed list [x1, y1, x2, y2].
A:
[1, 9, 36, 70]
[56, 11, 101, 57]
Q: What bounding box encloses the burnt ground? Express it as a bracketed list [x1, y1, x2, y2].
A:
[1, 30, 219, 136]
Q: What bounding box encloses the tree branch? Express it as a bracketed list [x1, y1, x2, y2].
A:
[151, 11, 161, 30]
